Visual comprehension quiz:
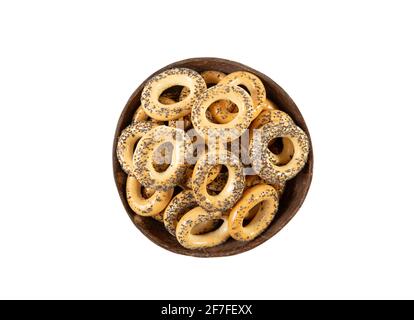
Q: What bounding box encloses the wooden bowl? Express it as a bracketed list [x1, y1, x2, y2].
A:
[112, 57, 313, 257]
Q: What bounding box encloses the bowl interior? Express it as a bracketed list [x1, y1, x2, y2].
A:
[113, 57, 313, 257]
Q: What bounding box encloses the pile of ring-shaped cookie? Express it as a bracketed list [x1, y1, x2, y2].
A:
[117, 68, 310, 250]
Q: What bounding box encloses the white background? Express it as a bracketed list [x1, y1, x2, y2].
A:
[0, 0, 413, 300]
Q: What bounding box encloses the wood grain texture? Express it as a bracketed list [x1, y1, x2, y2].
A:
[112, 57, 314, 257]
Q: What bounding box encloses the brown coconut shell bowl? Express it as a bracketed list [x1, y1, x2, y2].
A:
[112, 57, 313, 257]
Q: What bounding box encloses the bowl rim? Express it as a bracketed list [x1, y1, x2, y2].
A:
[112, 57, 313, 257]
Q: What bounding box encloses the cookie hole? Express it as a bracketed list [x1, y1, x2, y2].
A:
[206, 166, 229, 195]
[268, 138, 294, 165]
[237, 84, 251, 95]
[152, 142, 174, 172]
[268, 138, 284, 155]
[243, 203, 261, 226]
[206, 99, 238, 124]
[159, 86, 186, 102]
[184, 128, 206, 165]
[229, 104, 239, 113]
[220, 165, 229, 174]
[133, 137, 144, 153]
[192, 143, 207, 159]
[141, 186, 154, 199]
[244, 199, 275, 228]
[191, 219, 223, 235]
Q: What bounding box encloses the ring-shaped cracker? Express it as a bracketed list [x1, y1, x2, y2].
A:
[176, 207, 230, 249]
[116, 121, 158, 175]
[228, 184, 278, 241]
[141, 68, 206, 121]
[133, 126, 191, 190]
[192, 85, 254, 142]
[126, 175, 174, 216]
[192, 149, 245, 212]
[250, 122, 310, 184]
[210, 71, 266, 123]
[250, 109, 295, 165]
